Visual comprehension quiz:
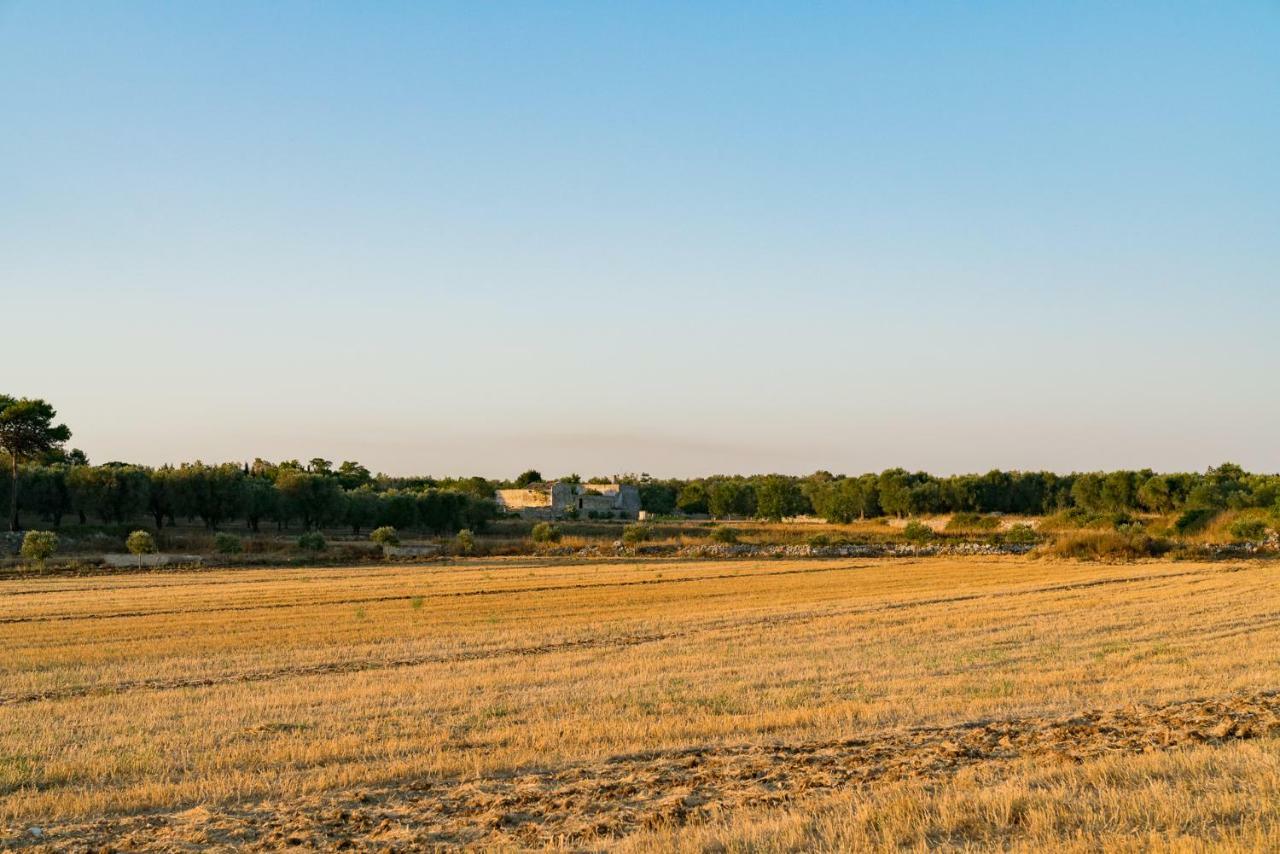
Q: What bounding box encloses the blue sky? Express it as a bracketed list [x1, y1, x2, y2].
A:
[2, 2, 1277, 477]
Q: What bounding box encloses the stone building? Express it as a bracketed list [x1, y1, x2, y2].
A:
[495, 481, 641, 519]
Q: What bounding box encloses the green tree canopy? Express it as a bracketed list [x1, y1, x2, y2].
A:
[0, 396, 71, 531]
[675, 482, 709, 515]
[754, 475, 808, 521]
[514, 469, 543, 488]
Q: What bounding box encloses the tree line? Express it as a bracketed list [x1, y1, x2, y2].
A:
[0, 458, 499, 534]
[631, 463, 1280, 522]
[12, 461, 1270, 532]
[3, 395, 1277, 533]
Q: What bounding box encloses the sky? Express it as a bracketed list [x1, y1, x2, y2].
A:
[2, 2, 1278, 478]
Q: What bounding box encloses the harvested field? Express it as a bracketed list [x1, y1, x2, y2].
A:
[4, 556, 1280, 850]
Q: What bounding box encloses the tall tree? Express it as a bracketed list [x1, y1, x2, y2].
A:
[675, 481, 709, 515]
[877, 468, 913, 518]
[0, 396, 72, 531]
[754, 475, 807, 522]
[514, 469, 543, 488]
[707, 480, 755, 519]
[241, 477, 278, 532]
[336, 461, 373, 490]
[276, 469, 344, 530]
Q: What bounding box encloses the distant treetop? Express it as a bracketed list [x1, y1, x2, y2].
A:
[514, 469, 543, 488]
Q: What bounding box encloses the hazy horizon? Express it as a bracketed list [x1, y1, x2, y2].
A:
[4, 2, 1278, 478]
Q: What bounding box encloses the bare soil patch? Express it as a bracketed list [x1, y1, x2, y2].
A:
[9, 689, 1279, 851]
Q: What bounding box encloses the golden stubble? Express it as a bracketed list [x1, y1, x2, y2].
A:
[2, 555, 1279, 846]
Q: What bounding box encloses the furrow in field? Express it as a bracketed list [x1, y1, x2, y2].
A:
[0, 563, 875, 625]
[0, 565, 1253, 706]
[0, 556, 687, 596]
[0, 561, 1244, 626]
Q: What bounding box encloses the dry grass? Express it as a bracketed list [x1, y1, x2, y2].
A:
[1041, 529, 1173, 559]
[3, 554, 1280, 849]
[621, 738, 1280, 852]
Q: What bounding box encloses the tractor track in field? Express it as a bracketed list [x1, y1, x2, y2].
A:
[0, 565, 1253, 707]
[0, 554, 792, 587]
[0, 561, 1247, 627]
[0, 556, 710, 596]
[8, 688, 1280, 851]
[0, 562, 877, 625]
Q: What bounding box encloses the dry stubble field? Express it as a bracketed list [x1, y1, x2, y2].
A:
[3, 555, 1280, 851]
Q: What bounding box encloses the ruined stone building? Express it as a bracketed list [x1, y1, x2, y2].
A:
[494, 481, 641, 519]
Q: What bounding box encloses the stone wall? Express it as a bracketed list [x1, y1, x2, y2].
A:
[499, 482, 641, 519]
[103, 553, 205, 568]
[495, 487, 553, 511]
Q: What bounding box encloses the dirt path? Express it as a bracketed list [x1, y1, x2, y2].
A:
[8, 688, 1279, 851]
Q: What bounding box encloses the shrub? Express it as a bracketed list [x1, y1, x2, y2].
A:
[945, 513, 1000, 532]
[213, 532, 242, 555]
[807, 533, 831, 548]
[297, 531, 327, 552]
[531, 522, 561, 544]
[126, 530, 156, 557]
[370, 526, 399, 546]
[1045, 531, 1172, 560]
[454, 528, 476, 555]
[1003, 524, 1039, 545]
[902, 521, 934, 543]
[622, 524, 651, 547]
[1039, 509, 1094, 530]
[1174, 507, 1218, 536]
[1228, 518, 1269, 542]
[1040, 509, 1132, 531]
[709, 526, 740, 544]
[20, 530, 58, 564]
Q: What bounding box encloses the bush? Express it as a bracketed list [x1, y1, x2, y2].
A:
[20, 530, 58, 564]
[902, 521, 934, 543]
[709, 526, 740, 544]
[213, 532, 242, 555]
[1174, 507, 1218, 536]
[530, 522, 561, 544]
[945, 513, 1000, 532]
[622, 524, 651, 547]
[1045, 531, 1172, 560]
[297, 531, 327, 552]
[1110, 512, 1137, 531]
[1037, 509, 1092, 530]
[807, 533, 831, 548]
[370, 526, 400, 546]
[1003, 523, 1039, 545]
[1228, 518, 1269, 542]
[1040, 509, 1132, 532]
[454, 528, 476, 555]
[126, 530, 156, 556]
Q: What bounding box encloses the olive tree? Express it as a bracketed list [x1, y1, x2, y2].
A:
[126, 530, 157, 567]
[454, 528, 475, 555]
[20, 530, 58, 566]
[370, 526, 399, 546]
